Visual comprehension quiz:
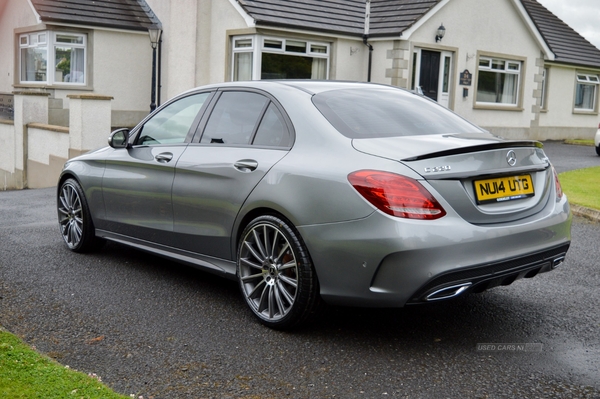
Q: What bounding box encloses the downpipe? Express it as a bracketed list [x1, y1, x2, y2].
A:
[363, 35, 373, 83]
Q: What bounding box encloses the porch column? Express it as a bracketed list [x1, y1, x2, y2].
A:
[386, 40, 410, 88]
[67, 94, 114, 158]
[12, 91, 50, 189]
[529, 54, 546, 140]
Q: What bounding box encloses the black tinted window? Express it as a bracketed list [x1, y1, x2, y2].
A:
[312, 88, 481, 139]
[201, 92, 268, 145]
[253, 103, 290, 147]
[137, 93, 209, 145]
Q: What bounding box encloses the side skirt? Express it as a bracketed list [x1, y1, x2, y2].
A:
[96, 229, 238, 280]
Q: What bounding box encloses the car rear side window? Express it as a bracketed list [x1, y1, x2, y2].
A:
[312, 88, 481, 139]
[137, 93, 209, 145]
[253, 103, 290, 147]
[201, 92, 269, 145]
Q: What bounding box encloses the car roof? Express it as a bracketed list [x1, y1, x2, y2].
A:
[186, 80, 401, 96]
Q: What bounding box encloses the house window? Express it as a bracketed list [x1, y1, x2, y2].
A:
[233, 38, 253, 81]
[19, 31, 87, 85]
[476, 57, 521, 106]
[574, 73, 599, 111]
[231, 35, 329, 81]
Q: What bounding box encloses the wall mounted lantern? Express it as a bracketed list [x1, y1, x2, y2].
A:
[148, 27, 162, 112]
[435, 23, 446, 43]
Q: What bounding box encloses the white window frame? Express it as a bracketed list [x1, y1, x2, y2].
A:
[231, 34, 330, 81]
[232, 36, 256, 81]
[475, 56, 522, 107]
[19, 31, 87, 86]
[574, 73, 599, 112]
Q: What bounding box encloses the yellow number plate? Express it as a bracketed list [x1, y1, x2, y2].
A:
[474, 175, 535, 204]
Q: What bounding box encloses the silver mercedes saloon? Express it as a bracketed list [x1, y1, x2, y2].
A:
[57, 81, 572, 329]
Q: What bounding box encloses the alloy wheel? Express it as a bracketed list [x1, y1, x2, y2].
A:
[239, 222, 299, 322]
[58, 182, 84, 249]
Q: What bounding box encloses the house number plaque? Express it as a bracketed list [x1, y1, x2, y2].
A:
[460, 70, 472, 86]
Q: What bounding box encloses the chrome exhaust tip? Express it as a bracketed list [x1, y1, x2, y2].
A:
[552, 256, 565, 269]
[425, 282, 472, 301]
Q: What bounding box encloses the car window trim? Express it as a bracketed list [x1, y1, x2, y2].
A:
[190, 91, 223, 144]
[248, 100, 272, 145]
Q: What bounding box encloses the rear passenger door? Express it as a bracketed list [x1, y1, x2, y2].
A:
[171, 89, 293, 259]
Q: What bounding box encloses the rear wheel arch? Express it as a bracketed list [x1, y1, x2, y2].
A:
[233, 207, 298, 260]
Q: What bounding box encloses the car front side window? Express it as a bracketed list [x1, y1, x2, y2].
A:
[136, 93, 210, 145]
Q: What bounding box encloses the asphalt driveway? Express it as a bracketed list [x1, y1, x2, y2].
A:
[1, 141, 599, 398]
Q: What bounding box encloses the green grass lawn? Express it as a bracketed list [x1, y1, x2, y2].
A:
[0, 330, 129, 399]
[559, 166, 600, 210]
[563, 139, 595, 146]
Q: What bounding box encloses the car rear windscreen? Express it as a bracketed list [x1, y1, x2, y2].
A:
[312, 88, 483, 139]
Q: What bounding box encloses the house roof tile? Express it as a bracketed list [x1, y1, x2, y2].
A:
[238, 0, 600, 69]
[520, 0, 600, 69]
[30, 0, 161, 32]
[236, 0, 440, 37]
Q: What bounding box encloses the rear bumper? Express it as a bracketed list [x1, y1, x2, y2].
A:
[406, 242, 569, 304]
[298, 198, 572, 307]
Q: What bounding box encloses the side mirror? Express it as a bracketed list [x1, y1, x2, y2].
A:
[108, 128, 130, 149]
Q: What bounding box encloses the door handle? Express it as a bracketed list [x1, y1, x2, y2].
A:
[155, 152, 173, 163]
[234, 160, 258, 172]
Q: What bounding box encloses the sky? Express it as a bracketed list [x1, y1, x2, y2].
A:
[536, 0, 600, 49]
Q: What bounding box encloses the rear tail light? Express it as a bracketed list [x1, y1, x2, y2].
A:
[552, 165, 563, 200]
[348, 170, 446, 220]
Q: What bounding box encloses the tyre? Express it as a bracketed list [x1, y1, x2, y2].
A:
[237, 215, 321, 329]
[57, 178, 103, 253]
[596, 145, 600, 156]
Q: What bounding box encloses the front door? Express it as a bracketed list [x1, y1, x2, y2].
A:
[419, 50, 440, 101]
[101, 92, 211, 243]
[413, 49, 453, 108]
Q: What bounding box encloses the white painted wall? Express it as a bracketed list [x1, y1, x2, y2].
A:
[201, 0, 248, 85]
[331, 38, 368, 82]
[0, 0, 39, 94]
[167, 0, 199, 97]
[1, 91, 114, 189]
[13, 93, 48, 170]
[0, 122, 15, 173]
[68, 95, 113, 151]
[370, 40, 394, 84]
[145, 0, 250, 99]
[28, 126, 69, 165]
[540, 65, 600, 130]
[91, 30, 152, 112]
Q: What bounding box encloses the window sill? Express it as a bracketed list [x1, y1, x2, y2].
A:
[14, 83, 93, 91]
[473, 104, 523, 112]
[572, 109, 598, 116]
